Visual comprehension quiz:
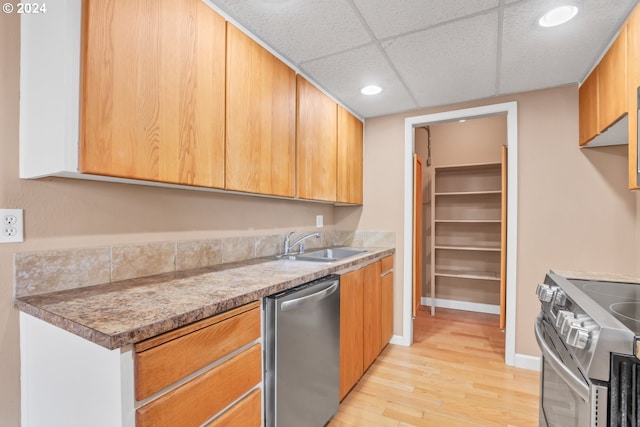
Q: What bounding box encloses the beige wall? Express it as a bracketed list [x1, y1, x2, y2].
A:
[0, 14, 345, 425]
[350, 84, 638, 359]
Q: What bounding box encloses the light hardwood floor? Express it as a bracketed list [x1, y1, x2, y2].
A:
[329, 307, 540, 427]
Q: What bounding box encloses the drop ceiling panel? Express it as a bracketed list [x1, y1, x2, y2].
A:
[210, 0, 371, 62]
[302, 44, 418, 118]
[499, 0, 636, 94]
[207, 0, 638, 118]
[384, 12, 499, 108]
[353, 0, 499, 39]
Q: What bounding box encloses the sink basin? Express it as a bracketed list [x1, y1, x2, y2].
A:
[276, 247, 368, 262]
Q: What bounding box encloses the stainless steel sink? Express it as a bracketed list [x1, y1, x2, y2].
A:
[275, 247, 367, 262]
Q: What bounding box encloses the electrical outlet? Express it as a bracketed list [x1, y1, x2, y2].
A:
[0, 209, 24, 243]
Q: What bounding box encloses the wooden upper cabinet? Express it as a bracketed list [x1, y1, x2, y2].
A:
[296, 75, 338, 202]
[598, 26, 628, 131]
[337, 106, 364, 204]
[579, 69, 599, 146]
[628, 5, 640, 189]
[225, 24, 296, 197]
[80, 0, 226, 188]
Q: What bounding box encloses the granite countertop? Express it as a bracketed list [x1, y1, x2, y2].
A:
[551, 269, 640, 284]
[14, 247, 394, 350]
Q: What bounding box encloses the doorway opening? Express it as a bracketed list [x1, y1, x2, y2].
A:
[401, 102, 518, 366]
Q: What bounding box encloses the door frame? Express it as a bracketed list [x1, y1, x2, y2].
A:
[401, 101, 518, 366]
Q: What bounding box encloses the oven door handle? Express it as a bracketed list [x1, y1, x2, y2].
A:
[534, 314, 590, 402]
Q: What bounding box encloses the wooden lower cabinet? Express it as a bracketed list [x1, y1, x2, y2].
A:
[136, 345, 261, 427]
[340, 256, 394, 400]
[135, 302, 262, 427]
[380, 256, 394, 345]
[205, 389, 262, 427]
[339, 267, 364, 400]
[363, 262, 382, 369]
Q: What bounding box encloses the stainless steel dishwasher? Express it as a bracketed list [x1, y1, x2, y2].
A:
[265, 275, 340, 427]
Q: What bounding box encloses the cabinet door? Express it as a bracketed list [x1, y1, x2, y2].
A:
[578, 69, 599, 146]
[380, 256, 394, 346]
[628, 5, 640, 189]
[336, 106, 363, 204]
[363, 261, 382, 369]
[340, 268, 364, 400]
[296, 75, 338, 202]
[598, 27, 628, 132]
[225, 24, 296, 197]
[80, 0, 225, 188]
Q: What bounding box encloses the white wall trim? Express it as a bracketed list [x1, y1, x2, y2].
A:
[389, 334, 405, 345]
[402, 102, 519, 366]
[514, 354, 541, 372]
[421, 297, 500, 315]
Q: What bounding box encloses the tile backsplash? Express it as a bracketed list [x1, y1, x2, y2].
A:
[14, 230, 394, 297]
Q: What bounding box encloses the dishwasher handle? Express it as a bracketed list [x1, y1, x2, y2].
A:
[280, 281, 339, 312]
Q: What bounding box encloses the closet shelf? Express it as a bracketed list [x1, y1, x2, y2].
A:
[434, 245, 501, 252]
[434, 269, 501, 281]
[435, 219, 501, 223]
[430, 159, 505, 316]
[435, 190, 501, 196]
[434, 161, 501, 171]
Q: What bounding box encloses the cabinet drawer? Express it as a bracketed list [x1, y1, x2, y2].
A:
[380, 255, 394, 274]
[205, 389, 262, 427]
[136, 343, 262, 427]
[134, 302, 260, 400]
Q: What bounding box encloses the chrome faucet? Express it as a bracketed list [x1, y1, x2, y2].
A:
[284, 231, 320, 255]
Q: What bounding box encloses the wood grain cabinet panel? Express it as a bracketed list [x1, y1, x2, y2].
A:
[380, 256, 394, 346]
[296, 75, 338, 202]
[598, 27, 628, 131]
[205, 389, 262, 427]
[579, 69, 599, 146]
[339, 267, 364, 400]
[134, 302, 260, 401]
[80, 0, 226, 188]
[363, 262, 382, 369]
[628, 5, 640, 189]
[136, 344, 261, 427]
[225, 24, 296, 197]
[340, 257, 394, 400]
[337, 106, 363, 204]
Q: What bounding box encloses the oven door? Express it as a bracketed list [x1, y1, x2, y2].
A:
[535, 314, 600, 427]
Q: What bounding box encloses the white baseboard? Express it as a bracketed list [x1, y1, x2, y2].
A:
[514, 353, 540, 371]
[389, 334, 409, 346]
[422, 297, 500, 315]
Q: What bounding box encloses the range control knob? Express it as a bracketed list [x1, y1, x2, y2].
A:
[536, 283, 556, 303]
[567, 326, 592, 350]
[554, 290, 567, 307]
[565, 316, 596, 349]
[555, 310, 574, 329]
[559, 312, 576, 336]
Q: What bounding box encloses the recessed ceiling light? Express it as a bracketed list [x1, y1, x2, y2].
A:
[361, 85, 382, 95]
[538, 5, 578, 27]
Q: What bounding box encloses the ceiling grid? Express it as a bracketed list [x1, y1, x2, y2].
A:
[208, 0, 638, 118]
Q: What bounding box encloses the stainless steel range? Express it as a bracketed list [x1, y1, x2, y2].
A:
[535, 271, 640, 427]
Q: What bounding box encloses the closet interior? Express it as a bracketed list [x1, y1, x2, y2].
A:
[416, 115, 507, 327]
